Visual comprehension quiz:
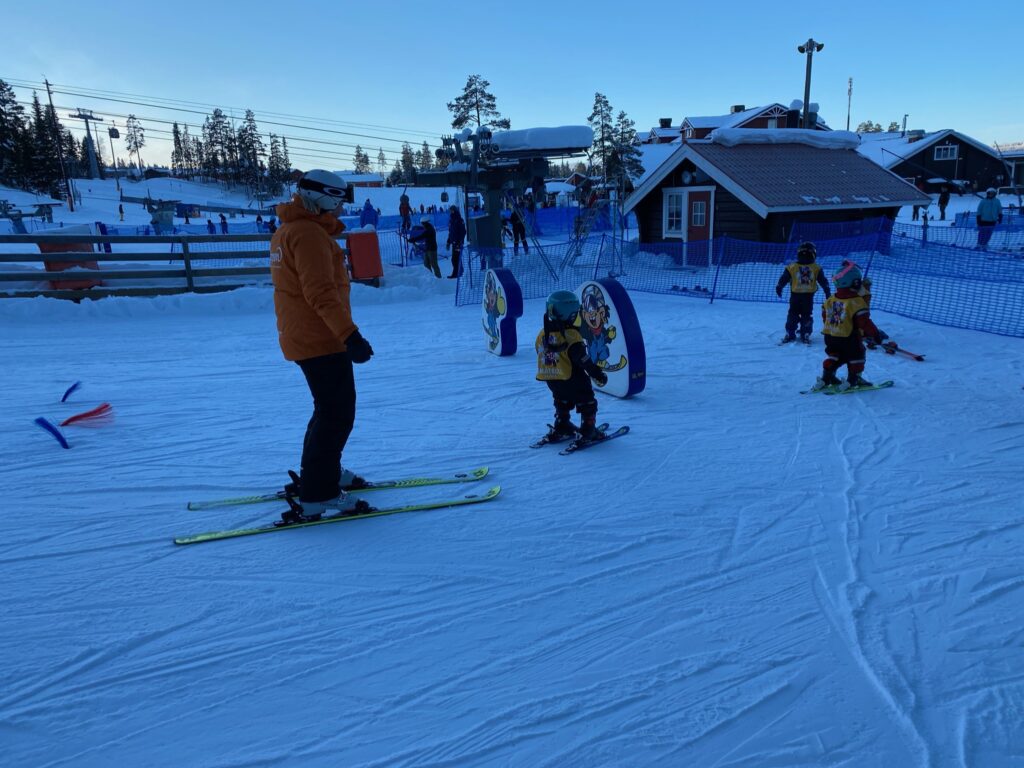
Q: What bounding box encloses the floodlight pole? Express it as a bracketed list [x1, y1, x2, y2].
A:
[797, 38, 824, 129]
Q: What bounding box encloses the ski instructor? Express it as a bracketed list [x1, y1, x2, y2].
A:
[270, 169, 374, 519]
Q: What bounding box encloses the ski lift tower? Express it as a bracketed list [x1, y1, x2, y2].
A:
[68, 109, 105, 179]
[419, 125, 592, 273]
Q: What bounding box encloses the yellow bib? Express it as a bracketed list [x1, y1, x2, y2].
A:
[536, 327, 584, 381]
[786, 262, 821, 294]
[822, 295, 868, 337]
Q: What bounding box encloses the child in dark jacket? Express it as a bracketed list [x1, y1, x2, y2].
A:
[535, 291, 608, 443]
[776, 241, 831, 343]
[408, 216, 440, 278]
[815, 261, 885, 390]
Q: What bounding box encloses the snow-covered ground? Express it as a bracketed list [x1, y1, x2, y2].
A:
[2, 265, 1022, 766]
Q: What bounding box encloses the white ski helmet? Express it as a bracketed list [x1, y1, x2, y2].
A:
[296, 169, 349, 212]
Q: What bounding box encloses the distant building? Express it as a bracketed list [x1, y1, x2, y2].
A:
[639, 118, 682, 145]
[334, 172, 384, 188]
[681, 103, 829, 140]
[623, 129, 929, 250]
[856, 129, 1008, 193]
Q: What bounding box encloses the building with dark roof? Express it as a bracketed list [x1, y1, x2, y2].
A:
[856, 129, 1008, 192]
[623, 129, 930, 247]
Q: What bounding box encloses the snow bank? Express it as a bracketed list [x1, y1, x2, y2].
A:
[709, 127, 860, 149]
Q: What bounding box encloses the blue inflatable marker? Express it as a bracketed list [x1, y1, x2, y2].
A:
[61, 381, 82, 403]
[34, 417, 71, 449]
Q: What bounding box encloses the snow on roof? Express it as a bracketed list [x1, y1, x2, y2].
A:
[634, 143, 680, 188]
[856, 129, 1004, 168]
[710, 127, 859, 150]
[490, 126, 593, 153]
[544, 181, 575, 194]
[650, 126, 680, 138]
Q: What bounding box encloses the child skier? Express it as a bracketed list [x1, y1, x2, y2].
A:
[775, 241, 831, 343]
[535, 290, 608, 443]
[814, 260, 886, 390]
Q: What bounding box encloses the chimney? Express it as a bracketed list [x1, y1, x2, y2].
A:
[658, 117, 672, 129]
[730, 104, 746, 114]
[786, 109, 800, 128]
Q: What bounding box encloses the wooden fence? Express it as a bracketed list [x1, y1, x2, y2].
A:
[0, 233, 278, 301]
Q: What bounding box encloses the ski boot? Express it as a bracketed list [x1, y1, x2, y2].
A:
[340, 467, 369, 491]
[845, 373, 873, 390]
[278, 491, 350, 525]
[812, 368, 842, 392]
[799, 333, 811, 345]
[780, 333, 797, 344]
[577, 418, 606, 443]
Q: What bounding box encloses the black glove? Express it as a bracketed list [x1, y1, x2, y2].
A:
[593, 370, 608, 387]
[775, 286, 783, 298]
[345, 329, 374, 364]
[877, 329, 889, 342]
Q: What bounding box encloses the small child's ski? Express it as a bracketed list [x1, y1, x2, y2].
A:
[531, 423, 608, 449]
[559, 426, 630, 455]
[882, 341, 925, 361]
[801, 380, 894, 395]
[823, 380, 894, 395]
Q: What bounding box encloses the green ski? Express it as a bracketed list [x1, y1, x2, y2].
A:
[175, 485, 501, 546]
[187, 466, 490, 510]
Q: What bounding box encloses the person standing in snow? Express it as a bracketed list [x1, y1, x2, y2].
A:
[270, 169, 374, 520]
[976, 188, 1002, 250]
[399, 194, 413, 234]
[813, 261, 885, 390]
[775, 241, 830, 344]
[206, 219, 216, 234]
[446, 205, 466, 279]
[509, 208, 529, 255]
[535, 291, 608, 443]
[408, 215, 441, 278]
[938, 187, 951, 221]
[359, 198, 378, 229]
[219, 213, 228, 234]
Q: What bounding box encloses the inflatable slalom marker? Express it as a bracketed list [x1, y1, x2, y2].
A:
[576, 279, 646, 399]
[482, 269, 524, 356]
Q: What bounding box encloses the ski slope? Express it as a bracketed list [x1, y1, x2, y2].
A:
[2, 267, 1023, 767]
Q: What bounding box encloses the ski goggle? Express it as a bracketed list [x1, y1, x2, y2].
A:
[298, 178, 347, 198]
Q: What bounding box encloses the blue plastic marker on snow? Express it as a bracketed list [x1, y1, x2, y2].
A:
[61, 381, 82, 403]
[34, 417, 70, 449]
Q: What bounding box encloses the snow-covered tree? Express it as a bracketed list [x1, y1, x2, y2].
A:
[447, 74, 511, 130]
[353, 145, 372, 174]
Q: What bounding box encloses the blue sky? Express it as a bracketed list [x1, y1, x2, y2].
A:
[3, 0, 1021, 169]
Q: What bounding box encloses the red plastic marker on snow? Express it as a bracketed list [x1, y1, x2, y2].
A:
[60, 402, 113, 426]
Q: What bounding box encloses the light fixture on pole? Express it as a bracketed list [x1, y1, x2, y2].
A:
[797, 38, 824, 129]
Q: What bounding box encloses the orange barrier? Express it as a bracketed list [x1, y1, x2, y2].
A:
[346, 231, 384, 281]
[39, 237, 103, 290]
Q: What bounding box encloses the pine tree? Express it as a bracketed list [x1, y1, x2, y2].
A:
[353, 144, 372, 174]
[29, 95, 64, 196]
[417, 141, 433, 171]
[125, 114, 146, 170]
[267, 133, 288, 193]
[171, 122, 184, 176]
[447, 74, 511, 130]
[388, 160, 403, 186]
[856, 120, 883, 133]
[0, 79, 28, 187]
[236, 110, 266, 191]
[281, 137, 290, 177]
[607, 110, 644, 191]
[377, 148, 386, 173]
[399, 143, 416, 183]
[180, 124, 195, 179]
[887, 121, 901, 132]
[588, 92, 614, 181]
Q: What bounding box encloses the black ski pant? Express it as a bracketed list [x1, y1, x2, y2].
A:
[546, 373, 597, 424]
[296, 352, 356, 503]
[449, 243, 463, 277]
[785, 293, 815, 337]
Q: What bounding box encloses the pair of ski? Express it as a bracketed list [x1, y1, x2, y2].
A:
[530, 422, 630, 454]
[177, 467, 498, 546]
[779, 337, 812, 346]
[800, 380, 894, 396]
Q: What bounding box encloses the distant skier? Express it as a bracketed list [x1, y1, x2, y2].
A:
[206, 219, 216, 234]
[535, 290, 608, 443]
[408, 216, 441, 278]
[509, 209, 529, 255]
[775, 241, 830, 344]
[359, 198, 378, 229]
[813, 261, 886, 391]
[219, 213, 228, 234]
[446, 205, 466, 279]
[399, 193, 413, 234]
[976, 188, 1002, 250]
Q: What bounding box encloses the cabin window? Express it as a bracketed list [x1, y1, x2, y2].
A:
[691, 200, 707, 227]
[766, 118, 778, 129]
[664, 190, 685, 236]
[934, 144, 958, 161]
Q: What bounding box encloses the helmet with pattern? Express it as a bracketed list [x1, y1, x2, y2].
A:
[296, 169, 350, 213]
[796, 241, 817, 264]
[833, 260, 863, 290]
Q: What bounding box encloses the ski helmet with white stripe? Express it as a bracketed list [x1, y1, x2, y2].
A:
[296, 169, 350, 213]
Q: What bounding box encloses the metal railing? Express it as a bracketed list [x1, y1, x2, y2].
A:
[0, 233, 276, 300]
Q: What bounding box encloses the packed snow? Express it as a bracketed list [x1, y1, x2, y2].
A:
[2, 252, 1023, 766]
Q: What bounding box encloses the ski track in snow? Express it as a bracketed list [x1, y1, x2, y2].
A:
[1, 281, 1022, 767]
